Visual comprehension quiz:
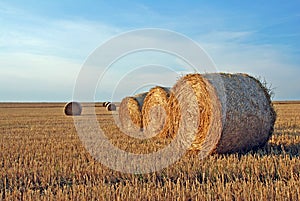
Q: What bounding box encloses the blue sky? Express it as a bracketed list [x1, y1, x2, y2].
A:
[0, 1, 300, 101]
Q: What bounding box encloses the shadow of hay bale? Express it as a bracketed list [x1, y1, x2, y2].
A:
[255, 142, 300, 157]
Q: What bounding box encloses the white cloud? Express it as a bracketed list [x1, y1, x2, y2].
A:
[0, 3, 123, 101]
[200, 31, 255, 42]
[0, 18, 121, 60]
[1, 2, 299, 101]
[0, 53, 81, 101]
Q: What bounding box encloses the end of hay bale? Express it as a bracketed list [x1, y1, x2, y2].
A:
[204, 73, 276, 154]
[64, 101, 82, 116]
[106, 103, 116, 111]
[243, 73, 277, 140]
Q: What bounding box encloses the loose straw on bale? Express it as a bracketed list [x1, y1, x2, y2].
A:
[166, 73, 276, 155]
[119, 92, 148, 134]
[106, 103, 116, 111]
[142, 86, 171, 138]
[64, 101, 82, 116]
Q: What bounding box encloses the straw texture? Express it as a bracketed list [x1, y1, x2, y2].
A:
[119, 92, 148, 134]
[142, 86, 171, 138]
[166, 73, 276, 155]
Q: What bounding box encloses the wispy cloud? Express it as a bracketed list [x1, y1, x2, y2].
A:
[1, 1, 299, 101]
[0, 18, 121, 59]
[0, 3, 122, 101]
[0, 52, 81, 101]
[198, 30, 300, 100]
[199, 31, 255, 42]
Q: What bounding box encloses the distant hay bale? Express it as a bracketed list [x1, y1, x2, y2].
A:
[142, 86, 171, 138]
[103, 102, 111, 107]
[106, 103, 116, 111]
[64, 101, 82, 116]
[119, 92, 148, 135]
[167, 73, 276, 155]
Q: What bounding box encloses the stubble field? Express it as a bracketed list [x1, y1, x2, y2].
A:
[0, 102, 299, 200]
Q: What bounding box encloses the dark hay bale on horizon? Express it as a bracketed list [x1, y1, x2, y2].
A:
[142, 86, 171, 138]
[166, 73, 276, 156]
[119, 92, 148, 135]
[106, 103, 116, 111]
[103, 102, 111, 107]
[64, 101, 82, 116]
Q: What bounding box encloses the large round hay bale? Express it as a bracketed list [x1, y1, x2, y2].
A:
[106, 103, 116, 111]
[119, 92, 148, 135]
[167, 73, 276, 155]
[64, 101, 82, 116]
[142, 86, 171, 138]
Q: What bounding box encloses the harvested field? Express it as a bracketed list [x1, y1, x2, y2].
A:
[0, 102, 299, 200]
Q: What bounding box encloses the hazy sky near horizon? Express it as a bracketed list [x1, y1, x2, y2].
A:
[0, 1, 300, 101]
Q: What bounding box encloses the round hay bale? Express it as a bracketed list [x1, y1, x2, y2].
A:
[64, 101, 82, 116]
[106, 103, 116, 111]
[119, 92, 148, 135]
[103, 101, 111, 107]
[142, 86, 171, 138]
[167, 73, 276, 155]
